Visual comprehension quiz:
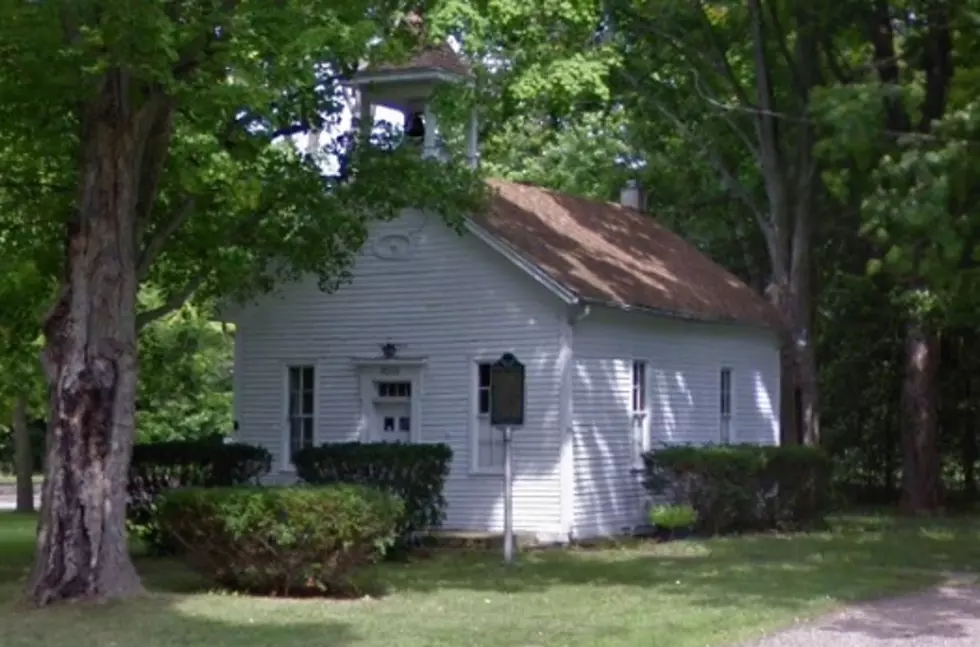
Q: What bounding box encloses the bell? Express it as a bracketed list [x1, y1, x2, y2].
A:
[405, 111, 425, 139]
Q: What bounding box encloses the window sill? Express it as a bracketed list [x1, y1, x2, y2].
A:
[468, 467, 505, 477]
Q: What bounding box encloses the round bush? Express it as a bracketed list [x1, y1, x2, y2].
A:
[127, 439, 272, 555]
[157, 484, 403, 596]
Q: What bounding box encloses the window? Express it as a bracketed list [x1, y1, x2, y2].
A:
[719, 367, 733, 443]
[631, 360, 649, 466]
[377, 381, 411, 398]
[632, 361, 647, 413]
[287, 365, 315, 461]
[474, 361, 504, 471]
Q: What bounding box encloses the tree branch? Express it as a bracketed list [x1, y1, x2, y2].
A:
[868, 0, 911, 132]
[137, 198, 196, 281]
[821, 35, 853, 85]
[691, 0, 754, 107]
[172, 0, 240, 81]
[136, 275, 204, 330]
[688, 69, 762, 165]
[135, 206, 266, 327]
[918, 3, 952, 132]
[748, 0, 788, 265]
[134, 96, 175, 225]
[622, 66, 772, 246]
[762, 0, 806, 100]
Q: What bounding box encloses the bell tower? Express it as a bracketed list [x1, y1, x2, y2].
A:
[346, 27, 479, 168]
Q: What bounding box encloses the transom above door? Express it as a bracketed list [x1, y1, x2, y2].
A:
[352, 357, 425, 444]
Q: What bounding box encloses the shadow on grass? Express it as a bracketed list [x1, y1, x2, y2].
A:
[5, 512, 980, 645]
[371, 514, 980, 627]
[2, 592, 358, 647]
[1, 512, 357, 647]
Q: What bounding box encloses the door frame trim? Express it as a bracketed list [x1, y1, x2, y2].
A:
[352, 358, 425, 444]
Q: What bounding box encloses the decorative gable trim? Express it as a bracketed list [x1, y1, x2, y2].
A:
[463, 218, 578, 305]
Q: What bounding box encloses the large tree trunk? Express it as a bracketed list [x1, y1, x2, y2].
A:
[770, 276, 819, 447]
[748, 0, 820, 448]
[12, 392, 34, 513]
[899, 320, 942, 515]
[27, 73, 157, 606]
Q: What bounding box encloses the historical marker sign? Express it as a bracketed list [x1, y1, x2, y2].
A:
[490, 352, 525, 427]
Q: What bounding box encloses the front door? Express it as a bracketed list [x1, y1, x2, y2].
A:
[373, 380, 412, 443]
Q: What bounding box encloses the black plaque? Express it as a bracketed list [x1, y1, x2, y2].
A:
[490, 352, 525, 427]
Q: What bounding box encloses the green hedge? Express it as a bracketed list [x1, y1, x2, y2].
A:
[292, 442, 452, 545]
[127, 437, 272, 553]
[158, 485, 402, 596]
[642, 444, 833, 535]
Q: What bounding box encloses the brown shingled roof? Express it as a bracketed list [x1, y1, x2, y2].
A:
[472, 178, 780, 329]
[358, 12, 472, 79]
[368, 41, 472, 78]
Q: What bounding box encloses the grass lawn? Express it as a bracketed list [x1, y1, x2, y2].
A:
[1, 513, 979, 647]
[0, 473, 42, 486]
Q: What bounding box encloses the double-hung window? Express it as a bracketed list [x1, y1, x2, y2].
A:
[287, 365, 315, 464]
[719, 367, 733, 444]
[631, 360, 650, 466]
[474, 361, 505, 472]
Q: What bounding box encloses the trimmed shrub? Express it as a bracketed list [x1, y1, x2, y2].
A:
[293, 442, 452, 545]
[127, 438, 272, 553]
[642, 444, 833, 535]
[157, 485, 402, 596]
[759, 445, 834, 526]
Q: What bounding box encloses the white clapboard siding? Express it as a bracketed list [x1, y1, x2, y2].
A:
[232, 209, 566, 538]
[570, 308, 780, 539]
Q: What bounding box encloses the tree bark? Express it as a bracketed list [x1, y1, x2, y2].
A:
[899, 320, 942, 515]
[13, 392, 34, 513]
[27, 72, 162, 606]
[749, 0, 820, 448]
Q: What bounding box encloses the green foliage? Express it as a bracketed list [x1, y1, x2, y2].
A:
[817, 273, 905, 504]
[137, 306, 233, 442]
[0, 0, 490, 377]
[648, 504, 697, 530]
[127, 438, 272, 554]
[293, 442, 452, 546]
[643, 445, 834, 535]
[157, 484, 403, 596]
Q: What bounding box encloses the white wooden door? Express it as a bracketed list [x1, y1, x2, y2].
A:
[373, 380, 413, 443]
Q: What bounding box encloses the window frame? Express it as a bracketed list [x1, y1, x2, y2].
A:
[283, 363, 317, 471]
[719, 366, 734, 444]
[470, 357, 506, 475]
[631, 359, 651, 468]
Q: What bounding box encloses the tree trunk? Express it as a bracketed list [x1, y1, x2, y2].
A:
[778, 356, 800, 445]
[28, 73, 154, 606]
[899, 320, 942, 515]
[795, 337, 819, 445]
[963, 374, 978, 499]
[12, 392, 34, 513]
[771, 279, 819, 447]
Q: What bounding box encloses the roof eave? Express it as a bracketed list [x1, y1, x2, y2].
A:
[580, 297, 778, 331]
[345, 67, 472, 88]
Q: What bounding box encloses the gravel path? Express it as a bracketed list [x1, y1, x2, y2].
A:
[741, 577, 980, 647]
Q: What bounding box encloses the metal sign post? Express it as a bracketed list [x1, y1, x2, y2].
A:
[503, 425, 514, 564]
[490, 352, 525, 566]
